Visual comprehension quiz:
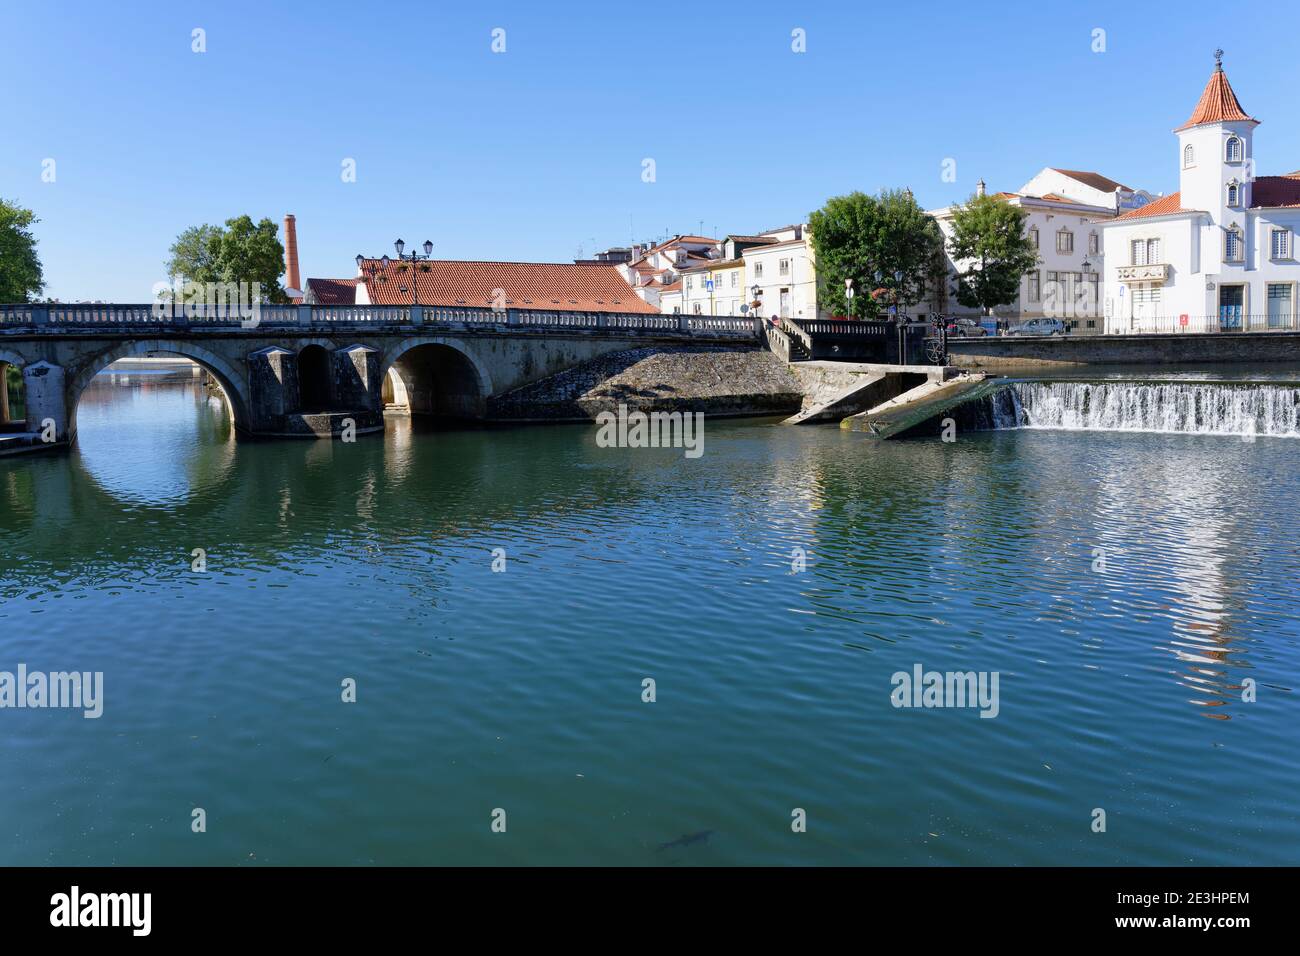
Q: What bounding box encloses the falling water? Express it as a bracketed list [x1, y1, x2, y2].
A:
[989, 381, 1300, 438]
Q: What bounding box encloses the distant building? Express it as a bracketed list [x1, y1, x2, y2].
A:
[929, 170, 1152, 332]
[1101, 54, 1300, 333]
[741, 225, 818, 321]
[617, 235, 722, 310]
[304, 259, 655, 314]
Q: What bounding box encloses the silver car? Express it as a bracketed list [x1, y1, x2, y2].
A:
[1006, 318, 1066, 336]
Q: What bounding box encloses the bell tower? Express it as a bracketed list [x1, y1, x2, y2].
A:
[1176, 50, 1258, 222]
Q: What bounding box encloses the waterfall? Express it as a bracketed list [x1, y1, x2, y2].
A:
[989, 381, 1300, 438]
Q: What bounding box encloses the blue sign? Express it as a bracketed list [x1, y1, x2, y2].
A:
[706, 278, 714, 291]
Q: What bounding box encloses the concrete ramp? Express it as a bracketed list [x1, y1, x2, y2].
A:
[842, 373, 991, 438]
[783, 371, 887, 424]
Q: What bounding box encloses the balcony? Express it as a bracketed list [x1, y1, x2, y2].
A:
[1115, 263, 1169, 282]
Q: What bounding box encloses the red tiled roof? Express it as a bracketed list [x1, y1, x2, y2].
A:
[1252, 174, 1300, 208]
[1176, 65, 1256, 131]
[305, 277, 360, 304]
[1050, 169, 1133, 192]
[354, 259, 658, 313]
[659, 281, 682, 293]
[1113, 193, 1186, 220]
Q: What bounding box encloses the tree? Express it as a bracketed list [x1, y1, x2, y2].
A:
[0, 199, 45, 302]
[164, 215, 288, 303]
[808, 189, 944, 319]
[947, 193, 1040, 316]
[165, 224, 224, 286]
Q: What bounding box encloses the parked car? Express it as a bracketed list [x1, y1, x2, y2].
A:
[1006, 318, 1067, 336]
[945, 317, 988, 337]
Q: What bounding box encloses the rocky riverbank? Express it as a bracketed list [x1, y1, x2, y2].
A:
[486, 345, 804, 420]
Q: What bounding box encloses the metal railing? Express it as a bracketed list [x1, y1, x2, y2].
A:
[0, 303, 761, 339]
[1105, 313, 1298, 335]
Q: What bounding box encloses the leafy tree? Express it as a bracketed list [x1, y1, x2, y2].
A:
[947, 193, 1040, 316]
[165, 224, 224, 286]
[0, 198, 45, 302]
[808, 189, 944, 319]
[164, 216, 288, 302]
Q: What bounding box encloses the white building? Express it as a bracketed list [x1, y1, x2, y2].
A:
[741, 225, 819, 321]
[618, 235, 720, 310]
[929, 170, 1152, 332]
[679, 258, 746, 315]
[1102, 55, 1300, 333]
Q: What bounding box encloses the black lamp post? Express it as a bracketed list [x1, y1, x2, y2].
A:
[357, 238, 433, 306]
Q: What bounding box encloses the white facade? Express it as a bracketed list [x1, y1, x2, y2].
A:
[929, 169, 1148, 331]
[1101, 61, 1300, 333]
[742, 235, 818, 321]
[680, 260, 745, 315]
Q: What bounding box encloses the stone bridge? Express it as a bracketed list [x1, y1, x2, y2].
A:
[0, 303, 760, 447]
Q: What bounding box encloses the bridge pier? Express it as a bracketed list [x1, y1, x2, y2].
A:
[333, 345, 382, 411]
[247, 347, 300, 432]
[23, 361, 69, 444]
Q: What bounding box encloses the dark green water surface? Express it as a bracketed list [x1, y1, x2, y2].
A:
[1, 367, 1297, 865]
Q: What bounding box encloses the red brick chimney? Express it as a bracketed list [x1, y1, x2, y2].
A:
[283, 214, 302, 293]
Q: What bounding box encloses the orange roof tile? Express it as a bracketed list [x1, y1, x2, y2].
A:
[1176, 63, 1256, 131]
[1252, 174, 1300, 208]
[305, 277, 360, 304]
[354, 259, 657, 313]
[1113, 193, 1187, 221]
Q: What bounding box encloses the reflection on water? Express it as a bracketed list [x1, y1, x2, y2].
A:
[1, 368, 1298, 866]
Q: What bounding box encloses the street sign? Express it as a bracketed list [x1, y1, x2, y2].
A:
[1179, 314, 1189, 327]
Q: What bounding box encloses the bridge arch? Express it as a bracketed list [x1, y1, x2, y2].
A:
[68, 339, 251, 434]
[383, 337, 493, 421]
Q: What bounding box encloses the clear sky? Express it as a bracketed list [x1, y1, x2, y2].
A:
[3, 0, 1297, 302]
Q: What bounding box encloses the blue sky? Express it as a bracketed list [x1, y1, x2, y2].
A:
[3, 0, 1298, 301]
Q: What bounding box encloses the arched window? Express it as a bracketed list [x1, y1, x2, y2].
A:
[1226, 136, 1243, 162]
[1184, 144, 1195, 168]
[1225, 227, 1243, 262]
[1227, 181, 1240, 206]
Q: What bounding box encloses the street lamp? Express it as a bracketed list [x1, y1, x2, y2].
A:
[751, 283, 763, 320]
[359, 238, 434, 306]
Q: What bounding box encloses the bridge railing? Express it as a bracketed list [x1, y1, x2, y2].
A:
[0, 303, 761, 339]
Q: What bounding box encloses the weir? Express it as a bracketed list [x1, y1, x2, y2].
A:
[976, 380, 1300, 438]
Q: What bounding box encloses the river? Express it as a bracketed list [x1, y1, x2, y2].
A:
[1, 363, 1297, 865]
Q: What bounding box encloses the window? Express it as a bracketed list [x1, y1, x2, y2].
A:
[1088, 232, 1099, 255]
[1227, 182, 1240, 206]
[1225, 227, 1243, 261]
[753, 261, 763, 278]
[1226, 136, 1243, 162]
[692, 303, 702, 314]
[1184, 144, 1195, 168]
[686, 276, 693, 289]
[1027, 271, 1040, 302]
[1130, 238, 1160, 265]
[1029, 226, 1039, 248]
[779, 258, 790, 276]
[730, 271, 737, 287]
[1056, 230, 1074, 253]
[1271, 228, 1292, 259]
[1267, 283, 1293, 328]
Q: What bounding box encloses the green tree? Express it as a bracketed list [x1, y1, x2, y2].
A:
[164, 216, 288, 302]
[947, 193, 1040, 316]
[165, 223, 224, 286]
[808, 189, 943, 319]
[0, 199, 45, 302]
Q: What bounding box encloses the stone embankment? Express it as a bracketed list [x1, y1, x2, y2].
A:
[487, 346, 804, 420]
